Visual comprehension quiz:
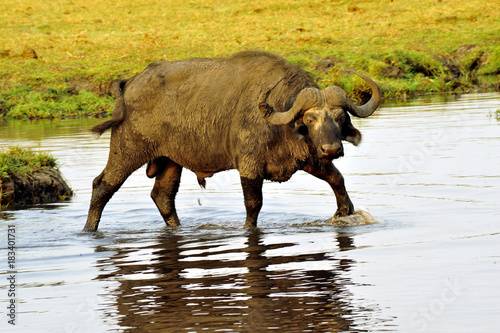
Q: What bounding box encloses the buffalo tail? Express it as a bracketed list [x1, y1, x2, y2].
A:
[91, 79, 128, 136]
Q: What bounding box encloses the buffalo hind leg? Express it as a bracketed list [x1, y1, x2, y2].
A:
[241, 177, 263, 228]
[304, 163, 354, 218]
[84, 162, 139, 231]
[150, 158, 183, 227]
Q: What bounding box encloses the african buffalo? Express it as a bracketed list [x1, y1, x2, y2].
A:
[84, 51, 381, 231]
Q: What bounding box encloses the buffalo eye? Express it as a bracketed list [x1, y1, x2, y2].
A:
[303, 114, 317, 125]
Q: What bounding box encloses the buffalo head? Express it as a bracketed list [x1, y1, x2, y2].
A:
[259, 70, 381, 160]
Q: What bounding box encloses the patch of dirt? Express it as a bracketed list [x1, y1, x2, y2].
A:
[66, 78, 115, 97]
[22, 48, 38, 59]
[453, 44, 485, 72]
[315, 44, 497, 94]
[0, 48, 38, 59]
[315, 57, 345, 74]
[382, 65, 404, 79]
[434, 55, 461, 79]
[0, 49, 10, 58]
[0, 101, 6, 117]
[454, 44, 480, 60]
[495, 81, 500, 92]
[348, 6, 365, 13]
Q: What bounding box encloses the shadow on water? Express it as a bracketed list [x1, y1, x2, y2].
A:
[93, 229, 387, 332]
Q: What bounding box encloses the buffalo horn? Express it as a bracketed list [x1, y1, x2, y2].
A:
[259, 79, 323, 125]
[345, 70, 381, 118]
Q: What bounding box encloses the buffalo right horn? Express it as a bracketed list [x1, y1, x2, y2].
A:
[259, 79, 323, 125]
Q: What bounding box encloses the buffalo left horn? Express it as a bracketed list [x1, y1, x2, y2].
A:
[259, 78, 323, 125]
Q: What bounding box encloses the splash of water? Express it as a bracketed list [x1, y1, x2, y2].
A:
[327, 210, 379, 227]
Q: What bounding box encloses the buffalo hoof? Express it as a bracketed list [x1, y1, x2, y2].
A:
[164, 213, 181, 227]
[327, 210, 378, 227]
[334, 205, 354, 218]
[83, 218, 99, 232]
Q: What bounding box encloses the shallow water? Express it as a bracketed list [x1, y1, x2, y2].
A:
[1, 92, 499, 332]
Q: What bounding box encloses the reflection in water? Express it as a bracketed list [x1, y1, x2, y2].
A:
[95, 230, 380, 332]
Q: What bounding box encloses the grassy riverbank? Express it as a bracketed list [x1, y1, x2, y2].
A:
[0, 146, 62, 210]
[1, 0, 499, 118]
[0, 146, 56, 181]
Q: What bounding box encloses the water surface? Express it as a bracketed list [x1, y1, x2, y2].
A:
[1, 93, 499, 332]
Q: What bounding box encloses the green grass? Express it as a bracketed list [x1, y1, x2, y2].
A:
[0, 0, 499, 118]
[0, 146, 57, 181]
[0, 86, 113, 119]
[0, 146, 63, 210]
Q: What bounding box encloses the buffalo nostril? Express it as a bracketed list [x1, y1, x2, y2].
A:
[320, 144, 343, 158]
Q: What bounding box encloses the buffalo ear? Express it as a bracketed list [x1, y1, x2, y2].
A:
[343, 122, 362, 146]
[292, 119, 308, 140]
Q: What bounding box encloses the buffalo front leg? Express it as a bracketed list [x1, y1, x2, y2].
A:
[303, 163, 354, 218]
[240, 177, 263, 228]
[84, 166, 136, 232]
[150, 158, 183, 227]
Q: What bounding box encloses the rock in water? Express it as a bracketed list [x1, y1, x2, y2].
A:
[327, 210, 378, 227]
[1, 168, 72, 208]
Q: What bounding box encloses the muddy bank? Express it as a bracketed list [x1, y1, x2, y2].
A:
[0, 168, 73, 209]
